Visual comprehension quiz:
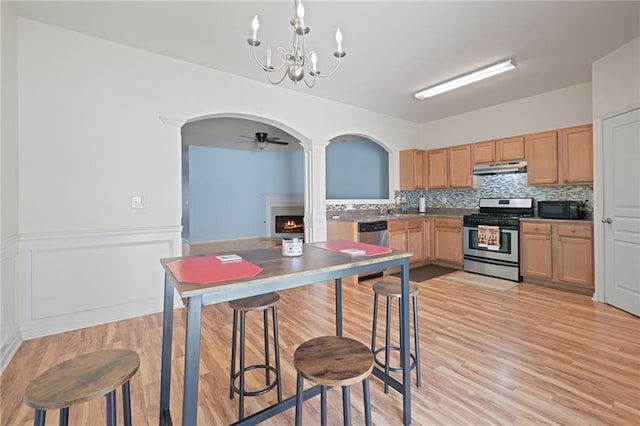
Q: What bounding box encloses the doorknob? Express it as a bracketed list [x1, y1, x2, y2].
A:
[601, 217, 613, 224]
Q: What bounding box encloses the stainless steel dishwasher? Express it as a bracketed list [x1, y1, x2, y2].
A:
[357, 220, 388, 281]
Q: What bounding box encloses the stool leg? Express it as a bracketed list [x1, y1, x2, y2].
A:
[398, 298, 404, 371]
[59, 407, 69, 426]
[383, 296, 392, 394]
[106, 389, 117, 426]
[363, 379, 372, 426]
[342, 385, 351, 426]
[371, 292, 379, 352]
[33, 409, 46, 426]
[320, 385, 327, 426]
[295, 374, 304, 426]
[272, 305, 283, 402]
[239, 311, 246, 420]
[263, 309, 271, 387]
[122, 380, 132, 426]
[413, 295, 422, 388]
[230, 309, 238, 399]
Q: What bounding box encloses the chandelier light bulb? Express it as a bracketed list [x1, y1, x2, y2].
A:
[266, 46, 272, 67]
[296, 1, 305, 27]
[310, 51, 318, 72]
[335, 28, 343, 52]
[251, 15, 259, 39]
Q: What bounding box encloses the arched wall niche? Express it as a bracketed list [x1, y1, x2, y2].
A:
[326, 133, 391, 202]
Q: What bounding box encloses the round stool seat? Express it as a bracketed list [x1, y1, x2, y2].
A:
[229, 292, 280, 311]
[24, 349, 139, 410]
[294, 336, 374, 387]
[372, 281, 419, 298]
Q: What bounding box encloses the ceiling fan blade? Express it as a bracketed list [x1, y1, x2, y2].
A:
[265, 136, 281, 141]
[239, 135, 256, 140]
[268, 140, 289, 145]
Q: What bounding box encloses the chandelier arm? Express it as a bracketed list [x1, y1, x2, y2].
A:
[302, 73, 316, 88]
[252, 44, 287, 73]
[267, 70, 289, 85]
[314, 55, 344, 78]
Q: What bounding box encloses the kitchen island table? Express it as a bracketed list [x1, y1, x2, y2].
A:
[159, 242, 413, 426]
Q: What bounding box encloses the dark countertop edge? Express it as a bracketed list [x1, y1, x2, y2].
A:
[327, 213, 465, 222]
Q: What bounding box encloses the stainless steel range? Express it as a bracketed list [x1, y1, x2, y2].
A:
[463, 198, 534, 282]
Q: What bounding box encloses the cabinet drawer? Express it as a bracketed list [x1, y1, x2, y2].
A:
[407, 219, 423, 230]
[521, 222, 552, 234]
[435, 217, 462, 228]
[388, 220, 406, 232]
[557, 224, 592, 239]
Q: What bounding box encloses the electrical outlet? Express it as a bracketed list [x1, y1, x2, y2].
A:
[582, 196, 590, 205]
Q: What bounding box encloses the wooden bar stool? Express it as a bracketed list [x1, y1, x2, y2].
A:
[229, 292, 282, 420]
[294, 336, 374, 426]
[23, 349, 140, 426]
[371, 280, 422, 393]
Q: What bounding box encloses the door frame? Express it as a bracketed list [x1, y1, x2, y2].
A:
[593, 103, 640, 303]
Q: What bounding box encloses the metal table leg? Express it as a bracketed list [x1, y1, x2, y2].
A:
[400, 259, 412, 425]
[159, 273, 175, 426]
[182, 295, 203, 425]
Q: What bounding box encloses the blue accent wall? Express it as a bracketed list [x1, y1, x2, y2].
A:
[187, 145, 304, 242]
[326, 138, 389, 199]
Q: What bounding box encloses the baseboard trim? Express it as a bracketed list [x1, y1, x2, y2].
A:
[0, 326, 21, 373]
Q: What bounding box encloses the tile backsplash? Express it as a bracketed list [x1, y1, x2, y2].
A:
[327, 174, 593, 212]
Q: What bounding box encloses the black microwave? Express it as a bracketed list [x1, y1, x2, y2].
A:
[537, 200, 586, 219]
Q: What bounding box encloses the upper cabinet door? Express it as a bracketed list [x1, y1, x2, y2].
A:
[496, 136, 525, 161]
[526, 131, 558, 185]
[474, 141, 496, 164]
[559, 125, 593, 184]
[399, 149, 426, 190]
[427, 149, 448, 189]
[448, 144, 473, 188]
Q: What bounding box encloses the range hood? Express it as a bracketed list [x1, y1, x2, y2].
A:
[473, 160, 527, 175]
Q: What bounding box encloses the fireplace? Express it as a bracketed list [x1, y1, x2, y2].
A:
[275, 215, 304, 235]
[264, 194, 304, 238]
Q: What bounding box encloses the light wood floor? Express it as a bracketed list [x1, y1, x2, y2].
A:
[2, 275, 639, 425]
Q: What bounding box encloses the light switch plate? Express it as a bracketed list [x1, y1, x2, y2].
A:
[131, 195, 144, 209]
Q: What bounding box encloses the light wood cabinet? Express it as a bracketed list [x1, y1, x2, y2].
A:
[526, 131, 558, 185]
[555, 224, 593, 287]
[427, 149, 448, 189]
[399, 149, 427, 190]
[434, 217, 463, 265]
[388, 219, 423, 264]
[559, 125, 593, 184]
[474, 137, 525, 164]
[526, 125, 593, 186]
[423, 218, 433, 261]
[496, 136, 525, 161]
[428, 145, 475, 189]
[474, 140, 496, 164]
[521, 221, 593, 292]
[448, 144, 474, 188]
[520, 223, 553, 280]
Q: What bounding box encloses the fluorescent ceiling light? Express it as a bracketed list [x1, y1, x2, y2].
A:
[414, 58, 517, 100]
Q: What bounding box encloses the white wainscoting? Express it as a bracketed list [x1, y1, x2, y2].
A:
[18, 226, 183, 339]
[1, 235, 21, 372]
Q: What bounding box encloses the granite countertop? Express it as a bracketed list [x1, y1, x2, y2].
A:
[327, 208, 470, 222]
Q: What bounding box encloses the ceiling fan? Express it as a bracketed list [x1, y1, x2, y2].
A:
[236, 132, 290, 150]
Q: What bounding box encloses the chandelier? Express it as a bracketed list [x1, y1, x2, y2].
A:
[247, 0, 346, 88]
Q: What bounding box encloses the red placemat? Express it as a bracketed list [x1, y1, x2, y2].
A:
[166, 256, 263, 284]
[315, 241, 392, 256]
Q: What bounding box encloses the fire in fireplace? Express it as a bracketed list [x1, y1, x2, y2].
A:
[275, 215, 304, 234]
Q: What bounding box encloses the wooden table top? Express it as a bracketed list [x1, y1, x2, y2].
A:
[161, 242, 410, 301]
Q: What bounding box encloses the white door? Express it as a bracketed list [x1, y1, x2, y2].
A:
[603, 107, 640, 316]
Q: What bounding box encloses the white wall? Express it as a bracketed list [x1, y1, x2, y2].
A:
[1, 1, 21, 372]
[13, 18, 419, 342]
[419, 83, 593, 148]
[591, 37, 640, 302]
